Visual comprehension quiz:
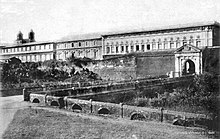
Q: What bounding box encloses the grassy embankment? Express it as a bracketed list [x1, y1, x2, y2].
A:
[3, 108, 211, 139]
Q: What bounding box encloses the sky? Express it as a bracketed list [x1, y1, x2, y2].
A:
[0, 0, 220, 43]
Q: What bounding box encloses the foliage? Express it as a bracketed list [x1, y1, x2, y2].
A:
[65, 68, 102, 83]
[164, 73, 219, 116]
[125, 73, 219, 116]
[133, 97, 150, 107]
[67, 54, 93, 68]
[1, 56, 101, 88]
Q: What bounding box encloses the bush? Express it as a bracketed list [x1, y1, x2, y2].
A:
[162, 73, 219, 116]
[149, 98, 163, 107]
[133, 97, 150, 107]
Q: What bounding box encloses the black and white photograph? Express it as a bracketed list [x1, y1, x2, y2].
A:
[0, 0, 219, 138]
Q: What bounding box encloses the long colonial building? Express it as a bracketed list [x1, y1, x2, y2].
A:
[55, 34, 103, 61]
[0, 21, 220, 77]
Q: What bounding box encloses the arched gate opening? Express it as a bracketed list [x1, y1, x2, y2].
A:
[182, 59, 195, 75]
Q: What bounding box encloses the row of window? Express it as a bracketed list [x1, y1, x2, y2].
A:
[106, 40, 201, 54]
[57, 49, 99, 60]
[17, 53, 53, 62]
[106, 35, 201, 45]
[57, 40, 102, 49]
[2, 44, 52, 53]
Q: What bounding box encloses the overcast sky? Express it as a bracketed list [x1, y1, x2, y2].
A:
[0, 0, 220, 43]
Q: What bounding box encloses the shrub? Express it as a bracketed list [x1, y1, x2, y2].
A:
[149, 98, 163, 107]
[133, 97, 150, 107]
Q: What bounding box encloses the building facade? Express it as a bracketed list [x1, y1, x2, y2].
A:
[0, 41, 55, 62]
[0, 21, 219, 77]
[102, 21, 220, 77]
[56, 35, 103, 61]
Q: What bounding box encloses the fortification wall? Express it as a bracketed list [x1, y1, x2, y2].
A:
[136, 53, 175, 78]
[86, 56, 136, 81]
[203, 47, 220, 75]
[87, 51, 176, 81]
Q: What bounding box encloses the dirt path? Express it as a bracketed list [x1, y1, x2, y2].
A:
[0, 95, 32, 138]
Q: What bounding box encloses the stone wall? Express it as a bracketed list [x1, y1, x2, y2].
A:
[136, 51, 175, 78]
[30, 93, 46, 104]
[203, 47, 220, 75]
[86, 55, 137, 81]
[64, 97, 212, 127]
[213, 25, 220, 46]
[87, 51, 176, 81]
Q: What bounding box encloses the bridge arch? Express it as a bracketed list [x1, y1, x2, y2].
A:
[51, 101, 59, 106]
[98, 108, 110, 115]
[72, 104, 82, 112]
[130, 112, 146, 121]
[32, 98, 40, 103]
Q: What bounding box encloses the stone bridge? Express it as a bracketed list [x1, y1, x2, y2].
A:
[27, 75, 215, 128]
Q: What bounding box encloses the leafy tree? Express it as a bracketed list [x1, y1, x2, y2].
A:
[165, 73, 219, 116]
[67, 54, 93, 68]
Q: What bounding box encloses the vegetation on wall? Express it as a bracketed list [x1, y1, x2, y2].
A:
[1, 56, 101, 89]
[125, 73, 219, 117]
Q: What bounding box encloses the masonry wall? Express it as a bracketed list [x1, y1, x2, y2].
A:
[213, 25, 220, 46]
[64, 97, 212, 127]
[136, 52, 175, 78]
[86, 56, 137, 81]
[87, 51, 176, 81]
[203, 47, 220, 75]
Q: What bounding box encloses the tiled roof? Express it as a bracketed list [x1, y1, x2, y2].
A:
[57, 33, 102, 43]
[3, 41, 55, 48]
[58, 21, 220, 42]
[102, 21, 220, 36]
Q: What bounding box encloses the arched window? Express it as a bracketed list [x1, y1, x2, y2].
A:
[106, 47, 110, 54]
[120, 41, 124, 53]
[136, 44, 139, 51]
[196, 39, 201, 47]
[34, 55, 37, 61]
[126, 45, 129, 53]
[94, 50, 97, 59]
[141, 44, 145, 51]
[116, 46, 119, 53]
[189, 39, 193, 45]
[147, 44, 150, 50]
[164, 38, 168, 49]
[121, 45, 124, 53]
[130, 45, 134, 52]
[130, 41, 134, 52]
[189, 36, 193, 45]
[183, 36, 187, 45]
[196, 36, 201, 47]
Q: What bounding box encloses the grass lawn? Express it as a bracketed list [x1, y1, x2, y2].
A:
[3, 108, 211, 139]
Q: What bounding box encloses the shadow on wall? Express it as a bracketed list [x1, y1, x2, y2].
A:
[32, 98, 40, 103]
[51, 101, 59, 106]
[72, 104, 82, 112]
[98, 108, 111, 114]
[130, 113, 146, 121]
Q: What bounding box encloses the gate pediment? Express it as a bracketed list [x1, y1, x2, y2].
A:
[174, 44, 201, 54]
